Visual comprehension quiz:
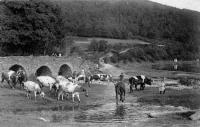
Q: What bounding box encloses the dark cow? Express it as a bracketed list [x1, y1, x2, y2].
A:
[90, 74, 101, 82]
[1, 71, 18, 89]
[129, 76, 138, 93]
[114, 81, 126, 104]
[16, 69, 27, 88]
[129, 75, 152, 92]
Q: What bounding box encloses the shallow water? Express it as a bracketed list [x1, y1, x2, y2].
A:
[8, 84, 199, 127]
[152, 61, 200, 73]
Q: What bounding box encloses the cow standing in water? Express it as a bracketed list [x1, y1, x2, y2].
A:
[129, 75, 152, 92]
[114, 81, 126, 105]
[114, 73, 126, 105]
[128, 76, 138, 93]
[57, 82, 88, 102]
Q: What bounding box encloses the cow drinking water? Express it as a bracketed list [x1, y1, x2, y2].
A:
[57, 82, 88, 102]
[23, 81, 45, 101]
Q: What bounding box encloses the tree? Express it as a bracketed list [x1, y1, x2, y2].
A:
[88, 39, 108, 52]
[0, 0, 65, 55]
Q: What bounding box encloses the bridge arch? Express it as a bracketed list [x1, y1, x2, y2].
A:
[35, 66, 52, 77]
[9, 64, 25, 72]
[9, 64, 28, 81]
[58, 64, 72, 78]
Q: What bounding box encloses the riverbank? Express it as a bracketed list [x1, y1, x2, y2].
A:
[0, 60, 200, 127]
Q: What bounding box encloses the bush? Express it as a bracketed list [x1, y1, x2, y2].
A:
[1, 0, 65, 55]
[110, 55, 118, 63]
[109, 44, 171, 63]
[88, 39, 108, 52]
[179, 77, 197, 86]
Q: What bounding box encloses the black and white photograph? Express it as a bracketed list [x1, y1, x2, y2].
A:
[0, 0, 200, 126]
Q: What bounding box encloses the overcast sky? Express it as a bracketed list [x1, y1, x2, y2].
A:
[149, 0, 200, 12]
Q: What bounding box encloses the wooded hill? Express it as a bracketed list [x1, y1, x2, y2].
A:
[0, 0, 200, 60]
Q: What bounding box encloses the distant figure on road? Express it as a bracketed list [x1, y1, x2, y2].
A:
[58, 53, 62, 57]
[159, 77, 166, 94]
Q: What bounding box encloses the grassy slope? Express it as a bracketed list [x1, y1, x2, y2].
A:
[72, 37, 151, 51]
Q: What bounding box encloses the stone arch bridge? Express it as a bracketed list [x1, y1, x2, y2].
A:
[0, 56, 91, 81]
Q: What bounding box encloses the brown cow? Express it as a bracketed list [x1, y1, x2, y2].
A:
[114, 81, 125, 105]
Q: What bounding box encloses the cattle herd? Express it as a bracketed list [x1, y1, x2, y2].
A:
[1, 68, 154, 104]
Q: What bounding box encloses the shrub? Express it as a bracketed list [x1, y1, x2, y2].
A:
[110, 55, 118, 63]
[179, 77, 197, 86]
[88, 39, 108, 52]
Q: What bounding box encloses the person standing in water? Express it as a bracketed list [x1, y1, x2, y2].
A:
[159, 77, 166, 94]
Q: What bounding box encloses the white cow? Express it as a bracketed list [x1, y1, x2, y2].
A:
[56, 75, 70, 83]
[57, 83, 88, 102]
[36, 76, 59, 91]
[23, 81, 45, 101]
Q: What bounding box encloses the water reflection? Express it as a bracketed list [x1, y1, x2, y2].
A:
[50, 104, 80, 112]
[174, 64, 178, 70]
[114, 105, 126, 119]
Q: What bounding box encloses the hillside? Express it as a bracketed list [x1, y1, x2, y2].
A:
[0, 0, 199, 60]
[56, 0, 200, 59]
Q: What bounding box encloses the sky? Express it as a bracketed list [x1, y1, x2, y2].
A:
[149, 0, 200, 12]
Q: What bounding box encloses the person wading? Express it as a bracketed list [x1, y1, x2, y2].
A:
[159, 77, 166, 94]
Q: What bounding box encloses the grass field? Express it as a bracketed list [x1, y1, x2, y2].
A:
[73, 37, 150, 51]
